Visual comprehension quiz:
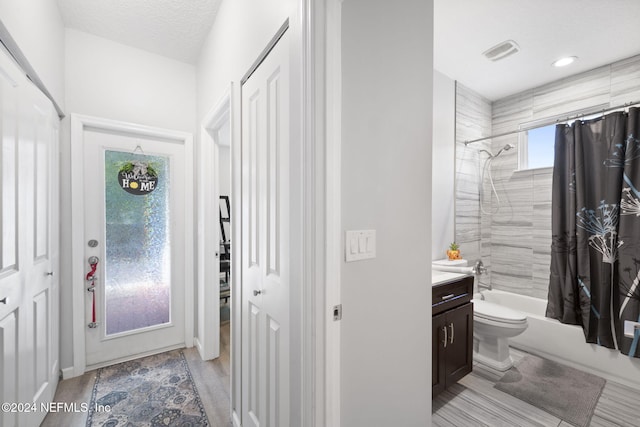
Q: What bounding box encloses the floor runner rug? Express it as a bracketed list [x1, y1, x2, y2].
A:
[86, 349, 209, 426]
[495, 354, 605, 427]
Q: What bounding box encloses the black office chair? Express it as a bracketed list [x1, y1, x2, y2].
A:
[219, 196, 231, 303]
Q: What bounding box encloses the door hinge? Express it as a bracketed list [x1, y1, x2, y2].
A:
[332, 304, 342, 321]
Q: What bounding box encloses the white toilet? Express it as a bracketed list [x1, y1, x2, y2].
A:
[472, 299, 528, 371]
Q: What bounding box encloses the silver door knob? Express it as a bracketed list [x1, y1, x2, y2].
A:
[46, 271, 54, 276]
[253, 290, 261, 296]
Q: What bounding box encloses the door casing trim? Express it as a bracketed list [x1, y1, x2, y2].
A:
[70, 114, 194, 378]
[196, 86, 232, 361]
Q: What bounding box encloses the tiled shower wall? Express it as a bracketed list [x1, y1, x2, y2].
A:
[455, 54, 640, 299]
[454, 84, 492, 285]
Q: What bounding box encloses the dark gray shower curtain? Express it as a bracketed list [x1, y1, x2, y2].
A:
[547, 107, 640, 357]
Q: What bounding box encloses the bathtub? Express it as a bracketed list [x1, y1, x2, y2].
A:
[481, 289, 640, 390]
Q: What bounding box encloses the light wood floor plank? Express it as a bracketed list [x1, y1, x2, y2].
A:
[40, 370, 97, 427]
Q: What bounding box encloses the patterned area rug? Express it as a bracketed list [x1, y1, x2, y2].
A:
[86, 350, 209, 426]
[495, 354, 605, 427]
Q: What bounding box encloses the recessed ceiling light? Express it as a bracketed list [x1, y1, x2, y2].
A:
[552, 56, 578, 67]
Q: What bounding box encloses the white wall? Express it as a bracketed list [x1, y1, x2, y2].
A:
[0, 0, 65, 110]
[196, 0, 293, 122]
[59, 29, 197, 370]
[432, 70, 456, 261]
[341, 1, 434, 425]
[65, 29, 196, 132]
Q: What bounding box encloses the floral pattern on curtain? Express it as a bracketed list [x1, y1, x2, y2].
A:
[547, 107, 640, 357]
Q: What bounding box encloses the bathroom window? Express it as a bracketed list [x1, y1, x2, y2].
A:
[519, 124, 556, 170]
[518, 104, 608, 171]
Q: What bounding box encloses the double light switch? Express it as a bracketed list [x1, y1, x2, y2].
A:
[345, 230, 376, 262]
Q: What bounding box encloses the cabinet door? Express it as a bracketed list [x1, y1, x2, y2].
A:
[444, 302, 473, 387]
[432, 312, 446, 396]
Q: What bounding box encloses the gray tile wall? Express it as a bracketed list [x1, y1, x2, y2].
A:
[454, 83, 492, 285]
[456, 54, 640, 299]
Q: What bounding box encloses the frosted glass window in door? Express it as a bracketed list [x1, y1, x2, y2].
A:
[104, 150, 171, 335]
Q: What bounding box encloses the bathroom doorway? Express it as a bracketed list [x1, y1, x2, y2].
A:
[217, 128, 232, 324]
[197, 88, 233, 361]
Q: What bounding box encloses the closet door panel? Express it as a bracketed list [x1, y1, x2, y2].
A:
[0, 47, 23, 427]
[0, 311, 19, 427]
[0, 60, 21, 319]
[20, 82, 56, 421]
[0, 45, 58, 426]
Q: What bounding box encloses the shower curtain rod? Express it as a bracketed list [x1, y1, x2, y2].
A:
[463, 100, 640, 145]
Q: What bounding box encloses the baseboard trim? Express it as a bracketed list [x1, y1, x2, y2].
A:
[194, 337, 204, 359]
[61, 366, 76, 380]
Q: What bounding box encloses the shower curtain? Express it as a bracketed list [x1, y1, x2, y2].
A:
[547, 107, 640, 357]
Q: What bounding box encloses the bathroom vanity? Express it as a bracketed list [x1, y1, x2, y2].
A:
[432, 272, 473, 397]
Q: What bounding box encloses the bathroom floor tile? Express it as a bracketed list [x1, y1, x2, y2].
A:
[433, 348, 640, 427]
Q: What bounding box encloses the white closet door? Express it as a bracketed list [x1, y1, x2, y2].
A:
[0, 46, 59, 427]
[0, 46, 23, 427]
[241, 29, 291, 427]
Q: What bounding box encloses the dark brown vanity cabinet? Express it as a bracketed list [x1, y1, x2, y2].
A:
[432, 275, 473, 397]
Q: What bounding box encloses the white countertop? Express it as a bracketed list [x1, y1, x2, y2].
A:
[431, 270, 472, 286]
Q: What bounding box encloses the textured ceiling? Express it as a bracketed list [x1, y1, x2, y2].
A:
[57, 0, 222, 63]
[57, 1, 640, 98]
[435, 0, 640, 101]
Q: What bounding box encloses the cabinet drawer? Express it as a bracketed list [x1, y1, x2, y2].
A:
[432, 276, 473, 315]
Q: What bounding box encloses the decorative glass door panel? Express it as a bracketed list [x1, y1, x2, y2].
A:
[104, 150, 171, 335]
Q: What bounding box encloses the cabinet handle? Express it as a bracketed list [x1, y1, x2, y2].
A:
[441, 294, 455, 300]
[442, 326, 447, 348]
[449, 323, 455, 344]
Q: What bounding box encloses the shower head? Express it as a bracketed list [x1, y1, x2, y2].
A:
[479, 144, 515, 158]
[494, 144, 516, 157]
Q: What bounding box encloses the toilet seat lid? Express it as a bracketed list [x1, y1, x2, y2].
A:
[473, 300, 527, 323]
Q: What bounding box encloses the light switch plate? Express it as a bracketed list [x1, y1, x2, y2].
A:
[345, 230, 376, 262]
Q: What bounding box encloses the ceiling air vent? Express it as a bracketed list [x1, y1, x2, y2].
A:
[483, 40, 520, 62]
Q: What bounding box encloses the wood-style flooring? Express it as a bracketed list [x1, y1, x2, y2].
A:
[39, 330, 640, 426]
[41, 322, 231, 427]
[433, 348, 640, 427]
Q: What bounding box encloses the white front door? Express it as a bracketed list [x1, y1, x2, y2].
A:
[241, 29, 291, 427]
[73, 118, 191, 369]
[0, 45, 59, 427]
